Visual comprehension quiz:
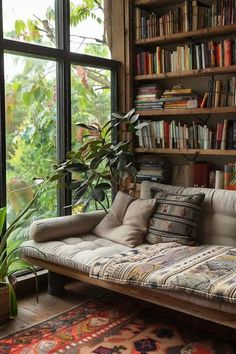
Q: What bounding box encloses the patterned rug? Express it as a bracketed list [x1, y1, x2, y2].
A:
[0, 293, 235, 354]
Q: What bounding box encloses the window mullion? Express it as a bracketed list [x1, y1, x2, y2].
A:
[56, 0, 71, 216]
[0, 0, 6, 210]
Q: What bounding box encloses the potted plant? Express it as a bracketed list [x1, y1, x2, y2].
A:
[0, 203, 37, 320]
[57, 108, 147, 212]
[0, 173, 58, 320]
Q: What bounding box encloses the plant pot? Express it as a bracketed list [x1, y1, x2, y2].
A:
[0, 284, 10, 322]
[0, 277, 17, 323]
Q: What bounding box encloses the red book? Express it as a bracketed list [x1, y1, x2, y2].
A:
[216, 122, 224, 149]
[164, 121, 170, 148]
[136, 54, 141, 75]
[193, 163, 210, 188]
[224, 39, 232, 66]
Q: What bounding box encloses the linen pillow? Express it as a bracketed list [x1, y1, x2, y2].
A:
[93, 191, 156, 247]
[146, 189, 205, 245]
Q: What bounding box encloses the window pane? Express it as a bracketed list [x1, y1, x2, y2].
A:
[3, 0, 56, 47]
[71, 65, 111, 212]
[5, 54, 57, 252]
[70, 0, 110, 58]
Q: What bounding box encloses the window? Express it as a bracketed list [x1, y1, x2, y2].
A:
[0, 0, 118, 266]
[70, 0, 110, 58]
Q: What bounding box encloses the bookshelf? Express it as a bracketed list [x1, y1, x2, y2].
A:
[136, 107, 236, 116]
[131, 0, 236, 189]
[135, 65, 236, 81]
[135, 23, 236, 46]
[134, 0, 183, 7]
[135, 148, 236, 156]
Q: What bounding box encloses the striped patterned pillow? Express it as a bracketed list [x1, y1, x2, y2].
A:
[146, 189, 205, 245]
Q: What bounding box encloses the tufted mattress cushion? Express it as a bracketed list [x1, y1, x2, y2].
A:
[22, 233, 139, 273]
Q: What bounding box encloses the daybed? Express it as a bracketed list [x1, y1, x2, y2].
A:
[22, 182, 236, 329]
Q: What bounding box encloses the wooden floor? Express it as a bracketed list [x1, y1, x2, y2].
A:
[0, 281, 235, 340]
[0, 281, 107, 338]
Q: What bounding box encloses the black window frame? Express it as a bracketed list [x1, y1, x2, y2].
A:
[0, 0, 119, 216]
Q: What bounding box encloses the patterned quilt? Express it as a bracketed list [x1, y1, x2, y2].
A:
[90, 242, 236, 303]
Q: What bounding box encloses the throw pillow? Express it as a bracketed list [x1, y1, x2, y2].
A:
[146, 189, 205, 245]
[93, 191, 156, 247]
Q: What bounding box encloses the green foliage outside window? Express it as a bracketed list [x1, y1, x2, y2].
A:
[5, 0, 112, 253]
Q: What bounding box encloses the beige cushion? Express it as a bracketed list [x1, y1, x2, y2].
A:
[93, 191, 156, 247]
[29, 210, 106, 242]
[141, 181, 236, 246]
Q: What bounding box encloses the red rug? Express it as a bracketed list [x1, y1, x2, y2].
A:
[0, 293, 235, 354]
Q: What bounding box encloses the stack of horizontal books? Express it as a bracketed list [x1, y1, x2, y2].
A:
[136, 154, 170, 183]
[160, 87, 198, 109]
[135, 84, 163, 110]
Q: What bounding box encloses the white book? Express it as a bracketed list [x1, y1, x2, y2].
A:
[196, 45, 200, 70]
[155, 121, 161, 146]
[201, 43, 205, 69]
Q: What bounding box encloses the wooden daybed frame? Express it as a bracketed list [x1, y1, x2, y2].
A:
[24, 255, 236, 330]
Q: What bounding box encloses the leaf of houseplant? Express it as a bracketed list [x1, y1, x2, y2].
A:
[91, 188, 105, 202]
[74, 123, 99, 131]
[111, 112, 124, 119]
[65, 162, 89, 172]
[123, 108, 135, 120]
[95, 182, 111, 190]
[129, 113, 140, 124]
[0, 207, 6, 236]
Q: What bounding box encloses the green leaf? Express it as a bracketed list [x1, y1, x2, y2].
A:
[91, 188, 105, 202]
[112, 112, 124, 119]
[123, 108, 135, 120]
[0, 207, 6, 236]
[65, 162, 89, 172]
[129, 113, 140, 124]
[90, 152, 107, 170]
[15, 19, 26, 36]
[74, 123, 99, 131]
[96, 182, 111, 190]
[135, 121, 149, 130]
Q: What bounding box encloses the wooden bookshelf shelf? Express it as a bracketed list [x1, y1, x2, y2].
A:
[135, 65, 236, 81]
[135, 24, 236, 46]
[134, 0, 182, 8]
[136, 107, 236, 116]
[135, 148, 236, 156]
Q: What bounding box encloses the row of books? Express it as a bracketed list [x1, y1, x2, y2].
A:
[202, 78, 236, 108]
[135, 0, 236, 40]
[172, 162, 236, 189]
[136, 39, 235, 76]
[137, 119, 236, 150]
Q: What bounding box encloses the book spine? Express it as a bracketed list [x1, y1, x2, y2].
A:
[224, 39, 232, 66]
